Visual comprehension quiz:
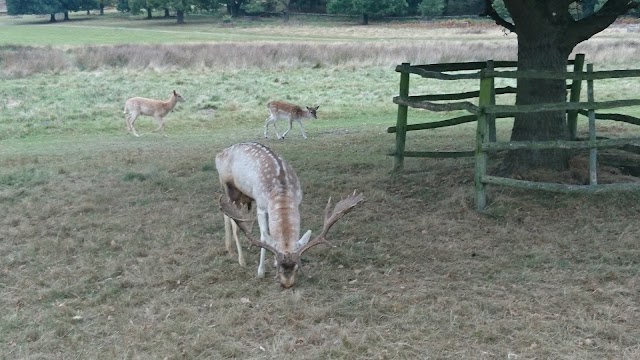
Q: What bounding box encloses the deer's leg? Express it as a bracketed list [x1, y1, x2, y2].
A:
[271, 118, 282, 139]
[224, 214, 233, 253]
[229, 218, 246, 266]
[153, 116, 168, 137]
[256, 209, 269, 278]
[264, 116, 273, 138]
[296, 119, 308, 139]
[280, 119, 293, 139]
[129, 113, 141, 137]
[124, 113, 131, 133]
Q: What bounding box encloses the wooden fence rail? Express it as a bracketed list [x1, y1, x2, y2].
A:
[391, 55, 640, 210]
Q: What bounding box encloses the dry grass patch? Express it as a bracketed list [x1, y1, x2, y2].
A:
[2, 15, 640, 359]
[2, 128, 640, 358]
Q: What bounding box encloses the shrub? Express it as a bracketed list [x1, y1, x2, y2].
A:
[418, 0, 445, 17]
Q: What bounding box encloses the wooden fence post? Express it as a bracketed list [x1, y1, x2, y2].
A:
[567, 53, 585, 140]
[487, 63, 497, 142]
[393, 62, 410, 173]
[587, 63, 598, 185]
[474, 61, 494, 210]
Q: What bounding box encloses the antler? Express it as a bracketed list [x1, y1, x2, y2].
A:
[296, 190, 364, 257]
[218, 195, 279, 255]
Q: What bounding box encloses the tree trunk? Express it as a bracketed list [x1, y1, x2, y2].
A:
[49, 13, 57, 22]
[164, 8, 170, 17]
[100, 3, 105, 15]
[500, 2, 574, 174]
[176, 10, 184, 24]
[87, 10, 90, 15]
[488, 0, 634, 175]
[64, 11, 69, 21]
[230, 2, 241, 17]
[361, 12, 368, 25]
[146, 8, 152, 19]
[501, 43, 571, 173]
[282, 1, 290, 22]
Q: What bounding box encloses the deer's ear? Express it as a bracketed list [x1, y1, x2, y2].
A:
[173, 90, 177, 95]
[297, 230, 312, 247]
[315, 105, 319, 110]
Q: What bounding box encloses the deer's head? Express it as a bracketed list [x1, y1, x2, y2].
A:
[173, 90, 186, 102]
[306, 105, 320, 119]
[220, 191, 363, 288]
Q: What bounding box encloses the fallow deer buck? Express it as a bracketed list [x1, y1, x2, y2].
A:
[123, 90, 185, 137]
[264, 101, 319, 140]
[216, 142, 363, 288]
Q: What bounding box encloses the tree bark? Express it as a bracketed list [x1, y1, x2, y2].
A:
[230, 1, 241, 17]
[361, 12, 368, 25]
[500, 2, 573, 173]
[146, 8, 152, 19]
[100, 3, 105, 15]
[164, 8, 170, 17]
[485, 0, 637, 174]
[64, 11, 69, 21]
[49, 13, 57, 22]
[176, 10, 184, 24]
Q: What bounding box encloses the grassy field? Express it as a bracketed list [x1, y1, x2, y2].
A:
[2, 13, 640, 359]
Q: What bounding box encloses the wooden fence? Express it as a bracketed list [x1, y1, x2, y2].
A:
[389, 56, 640, 210]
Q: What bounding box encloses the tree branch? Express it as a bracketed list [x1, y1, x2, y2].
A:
[564, 0, 639, 47]
[480, 0, 516, 32]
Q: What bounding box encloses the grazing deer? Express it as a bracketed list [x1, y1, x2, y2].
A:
[123, 90, 185, 137]
[216, 142, 363, 288]
[264, 101, 319, 140]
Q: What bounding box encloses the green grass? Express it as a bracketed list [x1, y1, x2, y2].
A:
[2, 13, 640, 359]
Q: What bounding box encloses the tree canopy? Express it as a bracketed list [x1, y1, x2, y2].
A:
[327, 0, 408, 24]
[8, 0, 102, 20]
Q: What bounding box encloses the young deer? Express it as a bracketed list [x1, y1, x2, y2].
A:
[123, 90, 185, 137]
[216, 142, 363, 288]
[264, 101, 319, 140]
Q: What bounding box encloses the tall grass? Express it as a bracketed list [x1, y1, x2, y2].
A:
[4, 38, 640, 79]
[2, 17, 640, 78]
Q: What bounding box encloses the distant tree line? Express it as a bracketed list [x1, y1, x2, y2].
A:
[6, 0, 618, 25]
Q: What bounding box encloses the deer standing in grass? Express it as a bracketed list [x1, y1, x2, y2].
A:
[264, 101, 319, 140]
[216, 142, 363, 288]
[123, 90, 185, 137]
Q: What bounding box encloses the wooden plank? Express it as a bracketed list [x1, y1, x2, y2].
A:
[393, 96, 479, 114]
[484, 68, 640, 80]
[387, 114, 477, 133]
[401, 61, 518, 72]
[387, 113, 516, 133]
[397, 60, 575, 73]
[484, 99, 640, 115]
[577, 110, 640, 126]
[393, 63, 410, 173]
[567, 53, 585, 140]
[482, 175, 640, 193]
[587, 64, 598, 185]
[398, 67, 482, 80]
[482, 138, 640, 152]
[475, 62, 493, 211]
[389, 151, 475, 158]
[403, 86, 516, 102]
